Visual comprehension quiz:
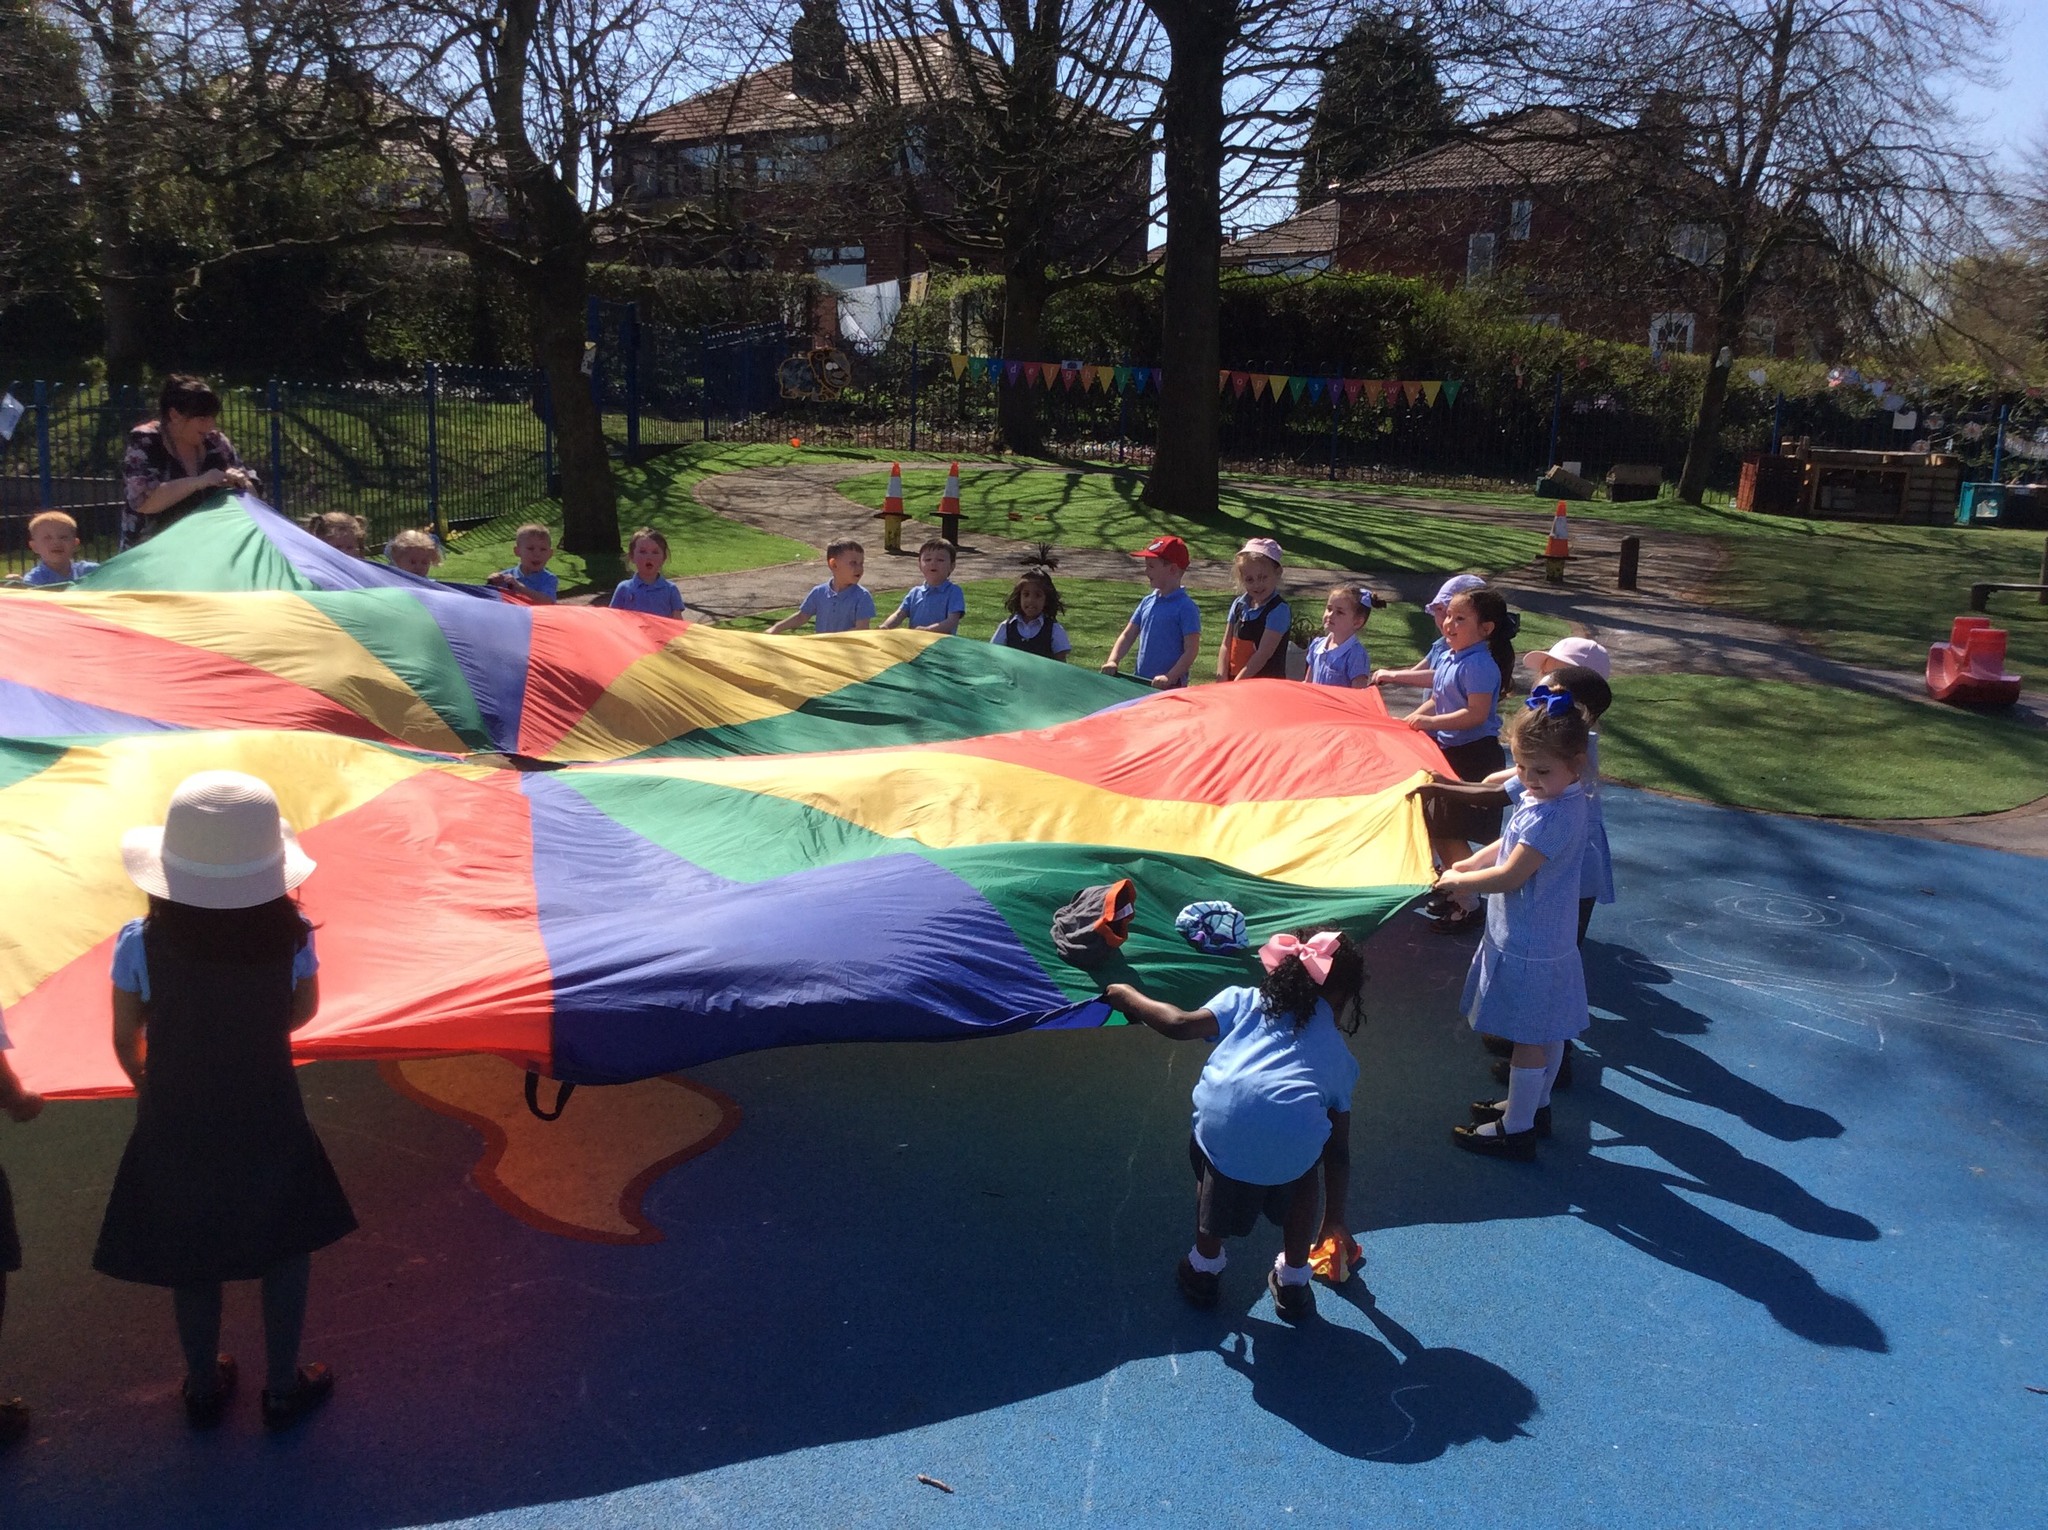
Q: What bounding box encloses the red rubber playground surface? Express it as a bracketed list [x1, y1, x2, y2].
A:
[1, 788, 2044, 1528]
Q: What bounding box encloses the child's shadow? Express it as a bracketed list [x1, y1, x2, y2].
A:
[1218, 1281, 1535, 1462]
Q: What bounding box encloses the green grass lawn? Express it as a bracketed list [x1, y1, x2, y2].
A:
[839, 464, 1549, 576]
[1600, 675, 2048, 818]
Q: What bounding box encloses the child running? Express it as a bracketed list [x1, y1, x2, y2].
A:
[1105, 928, 1363, 1321]
[768, 539, 874, 633]
[95, 771, 357, 1428]
[989, 569, 1071, 661]
[1372, 584, 1516, 933]
[1102, 535, 1200, 689]
[610, 527, 686, 618]
[880, 538, 965, 633]
[1303, 584, 1374, 688]
[1434, 698, 1592, 1159]
[22, 511, 99, 585]
[0, 1005, 45, 1449]
[489, 523, 559, 604]
[1217, 537, 1291, 681]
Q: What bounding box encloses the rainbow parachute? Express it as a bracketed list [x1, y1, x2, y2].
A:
[1, 498, 1436, 1099]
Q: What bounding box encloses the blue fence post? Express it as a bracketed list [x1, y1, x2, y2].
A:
[266, 379, 283, 512]
[908, 342, 920, 453]
[1328, 381, 1341, 481]
[699, 326, 712, 442]
[424, 363, 444, 539]
[1991, 402, 2009, 484]
[623, 302, 641, 465]
[33, 380, 52, 509]
[1545, 373, 1563, 472]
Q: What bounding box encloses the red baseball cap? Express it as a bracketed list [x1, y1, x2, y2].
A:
[1132, 535, 1190, 569]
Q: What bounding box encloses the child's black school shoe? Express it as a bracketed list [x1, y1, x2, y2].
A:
[261, 1363, 334, 1431]
[1267, 1267, 1315, 1322]
[1490, 1043, 1575, 1091]
[1469, 1100, 1553, 1137]
[0, 1398, 30, 1449]
[182, 1355, 238, 1428]
[1175, 1257, 1220, 1310]
[1451, 1121, 1538, 1160]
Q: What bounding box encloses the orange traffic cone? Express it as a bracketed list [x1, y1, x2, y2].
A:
[880, 461, 906, 553]
[1543, 502, 1570, 583]
[938, 461, 962, 545]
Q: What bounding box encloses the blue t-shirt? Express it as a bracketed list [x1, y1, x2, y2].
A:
[1191, 985, 1359, 1187]
[1305, 633, 1371, 687]
[501, 566, 559, 600]
[798, 581, 877, 633]
[1429, 642, 1502, 746]
[111, 918, 318, 1003]
[895, 580, 966, 629]
[610, 575, 686, 617]
[1130, 588, 1202, 682]
[24, 560, 98, 586]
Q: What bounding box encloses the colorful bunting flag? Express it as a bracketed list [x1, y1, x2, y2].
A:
[949, 353, 969, 380]
[1443, 380, 1462, 406]
[1422, 381, 1442, 406]
[1004, 360, 1021, 385]
[1345, 379, 1366, 405]
[1217, 370, 1231, 394]
[1231, 372, 1250, 397]
[1288, 376, 1309, 402]
[1148, 369, 1162, 391]
[1306, 379, 1324, 404]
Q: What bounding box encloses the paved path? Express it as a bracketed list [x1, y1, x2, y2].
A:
[672, 459, 2048, 851]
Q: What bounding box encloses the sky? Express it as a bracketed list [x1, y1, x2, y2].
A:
[1967, 0, 2047, 163]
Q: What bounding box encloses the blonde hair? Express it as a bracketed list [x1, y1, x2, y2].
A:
[514, 523, 552, 543]
[27, 510, 78, 537]
[305, 511, 367, 546]
[386, 528, 441, 565]
[1233, 549, 1280, 586]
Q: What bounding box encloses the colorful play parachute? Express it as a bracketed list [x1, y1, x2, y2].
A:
[1, 505, 1441, 1099]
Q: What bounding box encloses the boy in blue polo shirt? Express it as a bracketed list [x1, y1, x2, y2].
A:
[769, 539, 875, 634]
[1102, 535, 1201, 689]
[489, 524, 559, 604]
[22, 512, 99, 585]
[880, 538, 965, 634]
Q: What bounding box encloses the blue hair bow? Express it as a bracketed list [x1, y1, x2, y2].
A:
[1525, 690, 1575, 716]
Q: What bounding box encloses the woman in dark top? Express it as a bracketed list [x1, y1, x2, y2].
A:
[96, 771, 355, 1430]
[120, 374, 258, 549]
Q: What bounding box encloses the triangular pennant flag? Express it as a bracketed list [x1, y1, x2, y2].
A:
[1061, 366, 1080, 390]
[1443, 379, 1462, 405]
[949, 352, 969, 380]
[1004, 360, 1022, 385]
[967, 356, 986, 382]
[1405, 381, 1424, 405]
[1217, 370, 1230, 394]
[1305, 379, 1324, 404]
[1022, 361, 1042, 387]
[1269, 375, 1290, 401]
[1115, 366, 1132, 393]
[1359, 380, 1380, 407]
[1148, 368, 1162, 391]
[1288, 376, 1309, 402]
[1422, 381, 1442, 406]
[1246, 373, 1267, 399]
[1082, 366, 1101, 392]
[1343, 378, 1365, 405]
[1231, 372, 1251, 397]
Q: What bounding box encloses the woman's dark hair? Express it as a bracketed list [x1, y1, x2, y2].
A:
[1461, 588, 1518, 694]
[144, 895, 310, 967]
[1537, 664, 1612, 722]
[1005, 568, 1064, 619]
[1509, 697, 1592, 762]
[158, 373, 223, 420]
[1261, 927, 1367, 1035]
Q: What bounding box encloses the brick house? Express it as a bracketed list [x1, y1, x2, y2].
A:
[1224, 107, 1833, 359]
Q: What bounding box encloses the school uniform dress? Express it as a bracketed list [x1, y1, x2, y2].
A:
[797, 581, 876, 633]
[989, 614, 1071, 658]
[23, 560, 99, 586]
[893, 580, 965, 629]
[1187, 987, 1358, 1236]
[1224, 594, 1292, 679]
[0, 1007, 19, 1274]
[92, 922, 356, 1288]
[121, 420, 255, 550]
[1304, 633, 1370, 686]
[1425, 643, 1505, 842]
[1129, 588, 1202, 683]
[609, 575, 686, 617]
[1461, 786, 1591, 1044]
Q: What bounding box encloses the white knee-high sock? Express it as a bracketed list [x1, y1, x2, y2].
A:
[1188, 1245, 1227, 1274]
[1502, 1064, 1546, 1132]
[1538, 1040, 1568, 1107]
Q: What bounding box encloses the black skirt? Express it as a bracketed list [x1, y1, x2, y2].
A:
[0, 1161, 19, 1273]
[1426, 736, 1508, 845]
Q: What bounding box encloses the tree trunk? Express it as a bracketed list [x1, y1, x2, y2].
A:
[997, 270, 1049, 455]
[1143, 2, 1234, 517]
[96, 202, 146, 388]
[1676, 307, 1739, 504]
[92, 0, 147, 388]
[527, 262, 618, 556]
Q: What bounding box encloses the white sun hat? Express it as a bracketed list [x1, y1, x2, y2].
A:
[121, 771, 316, 910]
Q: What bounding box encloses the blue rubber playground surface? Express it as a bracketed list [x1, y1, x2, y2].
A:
[2, 788, 2044, 1527]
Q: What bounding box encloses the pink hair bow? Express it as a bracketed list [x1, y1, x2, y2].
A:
[1258, 930, 1342, 984]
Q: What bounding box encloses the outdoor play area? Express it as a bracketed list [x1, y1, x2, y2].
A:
[1, 448, 2044, 1529]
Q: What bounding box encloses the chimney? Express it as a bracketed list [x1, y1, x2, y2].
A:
[790, 0, 852, 102]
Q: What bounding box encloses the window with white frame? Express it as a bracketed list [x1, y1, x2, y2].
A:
[1670, 223, 1723, 266]
[1509, 199, 1533, 240]
[1466, 231, 1497, 281]
[1743, 316, 1777, 357]
[1649, 312, 1696, 356]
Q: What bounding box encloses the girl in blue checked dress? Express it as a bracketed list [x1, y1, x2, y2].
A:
[1105, 929, 1365, 1323]
[1433, 698, 1591, 1160]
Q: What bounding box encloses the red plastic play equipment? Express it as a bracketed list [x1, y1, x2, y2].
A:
[1926, 616, 2023, 707]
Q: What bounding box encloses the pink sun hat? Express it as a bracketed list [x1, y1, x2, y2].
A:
[1522, 635, 1612, 679]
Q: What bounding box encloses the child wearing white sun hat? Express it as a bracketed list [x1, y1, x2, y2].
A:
[94, 771, 355, 1432]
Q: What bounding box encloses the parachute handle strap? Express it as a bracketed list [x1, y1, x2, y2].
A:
[523, 1070, 576, 1122]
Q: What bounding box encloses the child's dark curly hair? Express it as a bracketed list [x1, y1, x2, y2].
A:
[1461, 588, 1519, 694]
[1509, 695, 1591, 761]
[1005, 568, 1064, 620]
[1261, 927, 1367, 1035]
